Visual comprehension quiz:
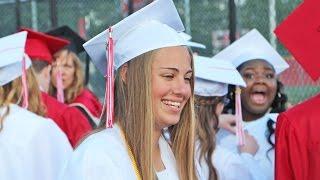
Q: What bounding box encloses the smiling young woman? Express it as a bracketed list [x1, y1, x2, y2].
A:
[61, 0, 197, 179]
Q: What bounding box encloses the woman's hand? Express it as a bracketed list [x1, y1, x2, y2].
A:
[238, 132, 259, 156]
[218, 114, 237, 134]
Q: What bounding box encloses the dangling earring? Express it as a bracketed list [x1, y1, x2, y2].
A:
[277, 92, 281, 98]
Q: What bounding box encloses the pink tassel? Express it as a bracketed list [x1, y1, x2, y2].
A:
[235, 86, 245, 146]
[21, 56, 29, 109]
[56, 68, 65, 103]
[105, 27, 115, 128]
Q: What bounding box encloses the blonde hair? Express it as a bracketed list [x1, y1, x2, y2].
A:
[168, 49, 197, 180]
[99, 47, 197, 179]
[49, 49, 84, 103]
[0, 68, 46, 131]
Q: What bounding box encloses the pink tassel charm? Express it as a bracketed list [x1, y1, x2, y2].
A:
[56, 68, 65, 103]
[235, 86, 245, 146]
[21, 56, 29, 109]
[105, 27, 115, 128]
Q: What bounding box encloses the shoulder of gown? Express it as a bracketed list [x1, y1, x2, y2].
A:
[61, 125, 136, 180]
[275, 94, 320, 180]
[0, 104, 72, 180]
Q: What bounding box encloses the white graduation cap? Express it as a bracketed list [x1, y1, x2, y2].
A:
[83, 0, 187, 76]
[0, 31, 32, 86]
[83, 0, 187, 128]
[179, 32, 206, 49]
[194, 55, 246, 97]
[213, 29, 289, 75]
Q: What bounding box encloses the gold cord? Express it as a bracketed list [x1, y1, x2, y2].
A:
[119, 127, 142, 180]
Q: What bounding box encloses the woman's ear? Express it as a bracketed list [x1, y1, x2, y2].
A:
[215, 103, 225, 116]
[120, 63, 128, 83]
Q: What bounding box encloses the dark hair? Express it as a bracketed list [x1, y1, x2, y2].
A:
[265, 80, 287, 159]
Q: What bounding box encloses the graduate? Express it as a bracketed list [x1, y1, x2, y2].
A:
[193, 56, 265, 180]
[21, 27, 92, 147]
[214, 29, 289, 180]
[47, 26, 102, 127]
[61, 0, 197, 179]
[0, 31, 72, 180]
[273, 0, 320, 179]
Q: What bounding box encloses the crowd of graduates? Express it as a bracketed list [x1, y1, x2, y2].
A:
[0, 0, 319, 179]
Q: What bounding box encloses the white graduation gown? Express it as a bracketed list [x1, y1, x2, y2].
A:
[0, 104, 72, 180]
[196, 141, 267, 180]
[61, 124, 179, 180]
[216, 113, 277, 180]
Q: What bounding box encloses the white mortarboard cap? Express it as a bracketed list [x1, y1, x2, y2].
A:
[179, 32, 206, 49]
[0, 31, 32, 86]
[194, 55, 246, 97]
[213, 29, 289, 75]
[83, 0, 187, 76]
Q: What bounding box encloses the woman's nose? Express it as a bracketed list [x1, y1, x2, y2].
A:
[172, 77, 191, 97]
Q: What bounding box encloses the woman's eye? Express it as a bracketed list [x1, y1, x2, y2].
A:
[64, 64, 71, 68]
[265, 73, 275, 79]
[184, 77, 192, 82]
[163, 74, 174, 79]
[243, 73, 254, 79]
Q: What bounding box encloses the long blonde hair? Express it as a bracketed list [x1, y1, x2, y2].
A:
[49, 49, 84, 103]
[0, 68, 46, 131]
[99, 47, 197, 179]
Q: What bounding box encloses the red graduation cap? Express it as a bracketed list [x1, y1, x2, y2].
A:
[20, 27, 70, 64]
[274, 0, 320, 81]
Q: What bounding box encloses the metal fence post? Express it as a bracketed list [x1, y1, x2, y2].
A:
[184, 0, 191, 34]
[31, 0, 38, 30]
[269, 0, 277, 49]
[228, 0, 236, 43]
[15, 0, 21, 31]
[128, 0, 134, 15]
[50, 0, 58, 28]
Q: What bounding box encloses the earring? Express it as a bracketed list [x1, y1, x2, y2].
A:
[277, 92, 281, 98]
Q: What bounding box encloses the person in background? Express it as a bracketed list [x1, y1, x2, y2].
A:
[194, 56, 265, 180]
[21, 27, 92, 148]
[0, 31, 72, 180]
[273, 0, 320, 179]
[47, 26, 102, 128]
[214, 29, 289, 180]
[61, 0, 197, 179]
